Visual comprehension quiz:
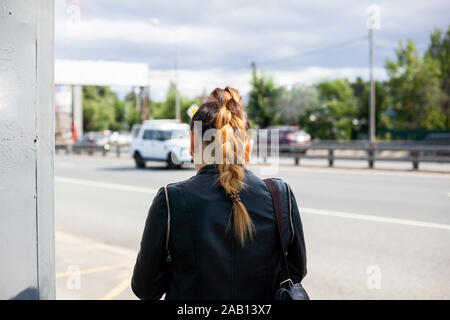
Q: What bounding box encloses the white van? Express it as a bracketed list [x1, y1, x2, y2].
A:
[130, 120, 192, 169]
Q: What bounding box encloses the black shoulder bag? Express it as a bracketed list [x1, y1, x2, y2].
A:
[263, 178, 309, 300]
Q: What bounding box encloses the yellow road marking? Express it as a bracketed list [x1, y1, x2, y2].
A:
[100, 277, 132, 300]
[56, 264, 126, 279]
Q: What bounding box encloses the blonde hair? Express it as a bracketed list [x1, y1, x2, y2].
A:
[209, 87, 254, 246]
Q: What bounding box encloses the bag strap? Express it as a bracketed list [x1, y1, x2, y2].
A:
[286, 183, 295, 246]
[163, 185, 171, 262]
[263, 178, 292, 286]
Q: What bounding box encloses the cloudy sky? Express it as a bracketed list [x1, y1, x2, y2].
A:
[55, 0, 450, 100]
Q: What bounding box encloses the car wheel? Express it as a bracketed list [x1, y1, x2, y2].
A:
[134, 152, 146, 168]
[167, 152, 182, 169]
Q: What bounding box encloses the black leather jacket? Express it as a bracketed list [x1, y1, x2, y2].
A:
[131, 165, 307, 300]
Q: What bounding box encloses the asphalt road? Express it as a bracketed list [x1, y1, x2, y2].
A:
[55, 154, 450, 299]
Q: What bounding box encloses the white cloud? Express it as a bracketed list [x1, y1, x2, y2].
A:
[54, 0, 447, 100]
[55, 17, 230, 46]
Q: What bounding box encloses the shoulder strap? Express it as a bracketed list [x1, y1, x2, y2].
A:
[163, 186, 171, 257]
[263, 178, 291, 284]
[286, 183, 295, 246]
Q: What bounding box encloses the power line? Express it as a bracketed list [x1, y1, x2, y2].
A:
[256, 35, 368, 67]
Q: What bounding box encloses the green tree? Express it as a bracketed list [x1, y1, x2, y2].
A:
[351, 77, 391, 139]
[318, 79, 358, 140]
[298, 103, 335, 140]
[247, 72, 282, 128]
[385, 39, 444, 130]
[298, 80, 358, 140]
[278, 84, 320, 125]
[426, 27, 450, 129]
[123, 91, 142, 130]
[82, 86, 121, 131]
[152, 82, 199, 123]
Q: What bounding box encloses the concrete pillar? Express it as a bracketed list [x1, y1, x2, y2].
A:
[0, 0, 55, 299]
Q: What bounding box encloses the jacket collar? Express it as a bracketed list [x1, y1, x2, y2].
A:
[196, 164, 252, 176]
[196, 164, 218, 175]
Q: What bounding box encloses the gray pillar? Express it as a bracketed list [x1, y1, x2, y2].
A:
[0, 0, 55, 299]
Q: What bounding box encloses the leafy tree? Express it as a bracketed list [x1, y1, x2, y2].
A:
[278, 84, 320, 125]
[247, 72, 282, 128]
[123, 91, 142, 130]
[385, 39, 444, 130]
[351, 77, 392, 139]
[318, 79, 358, 140]
[298, 103, 335, 140]
[298, 80, 358, 140]
[152, 82, 199, 123]
[82, 86, 121, 131]
[426, 27, 450, 129]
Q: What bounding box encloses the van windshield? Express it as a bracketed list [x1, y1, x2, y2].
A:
[170, 130, 188, 140]
[143, 129, 188, 141]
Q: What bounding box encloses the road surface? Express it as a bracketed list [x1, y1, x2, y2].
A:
[55, 154, 450, 299]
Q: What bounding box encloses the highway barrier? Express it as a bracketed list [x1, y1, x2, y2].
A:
[56, 141, 450, 170]
[271, 141, 450, 170]
[55, 144, 130, 157]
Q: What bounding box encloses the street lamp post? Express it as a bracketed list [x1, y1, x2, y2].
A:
[366, 4, 381, 144]
[369, 28, 375, 143]
[175, 46, 180, 121]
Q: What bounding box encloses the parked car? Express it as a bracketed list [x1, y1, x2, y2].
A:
[259, 126, 311, 153]
[255, 126, 311, 157]
[72, 132, 111, 155]
[130, 120, 191, 169]
[265, 125, 311, 146]
[109, 131, 132, 146]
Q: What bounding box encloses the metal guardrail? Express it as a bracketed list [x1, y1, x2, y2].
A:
[56, 141, 450, 170]
[55, 144, 131, 157]
[272, 141, 450, 170]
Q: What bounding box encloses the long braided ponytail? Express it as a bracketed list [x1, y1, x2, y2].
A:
[210, 87, 254, 246]
[191, 87, 254, 246]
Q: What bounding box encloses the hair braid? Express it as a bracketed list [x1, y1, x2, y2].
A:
[211, 87, 254, 246]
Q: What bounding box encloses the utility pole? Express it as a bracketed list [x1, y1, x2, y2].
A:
[140, 86, 150, 121]
[148, 86, 152, 120]
[175, 47, 180, 121]
[366, 4, 380, 144]
[251, 61, 257, 79]
[369, 28, 375, 144]
[133, 86, 140, 116]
